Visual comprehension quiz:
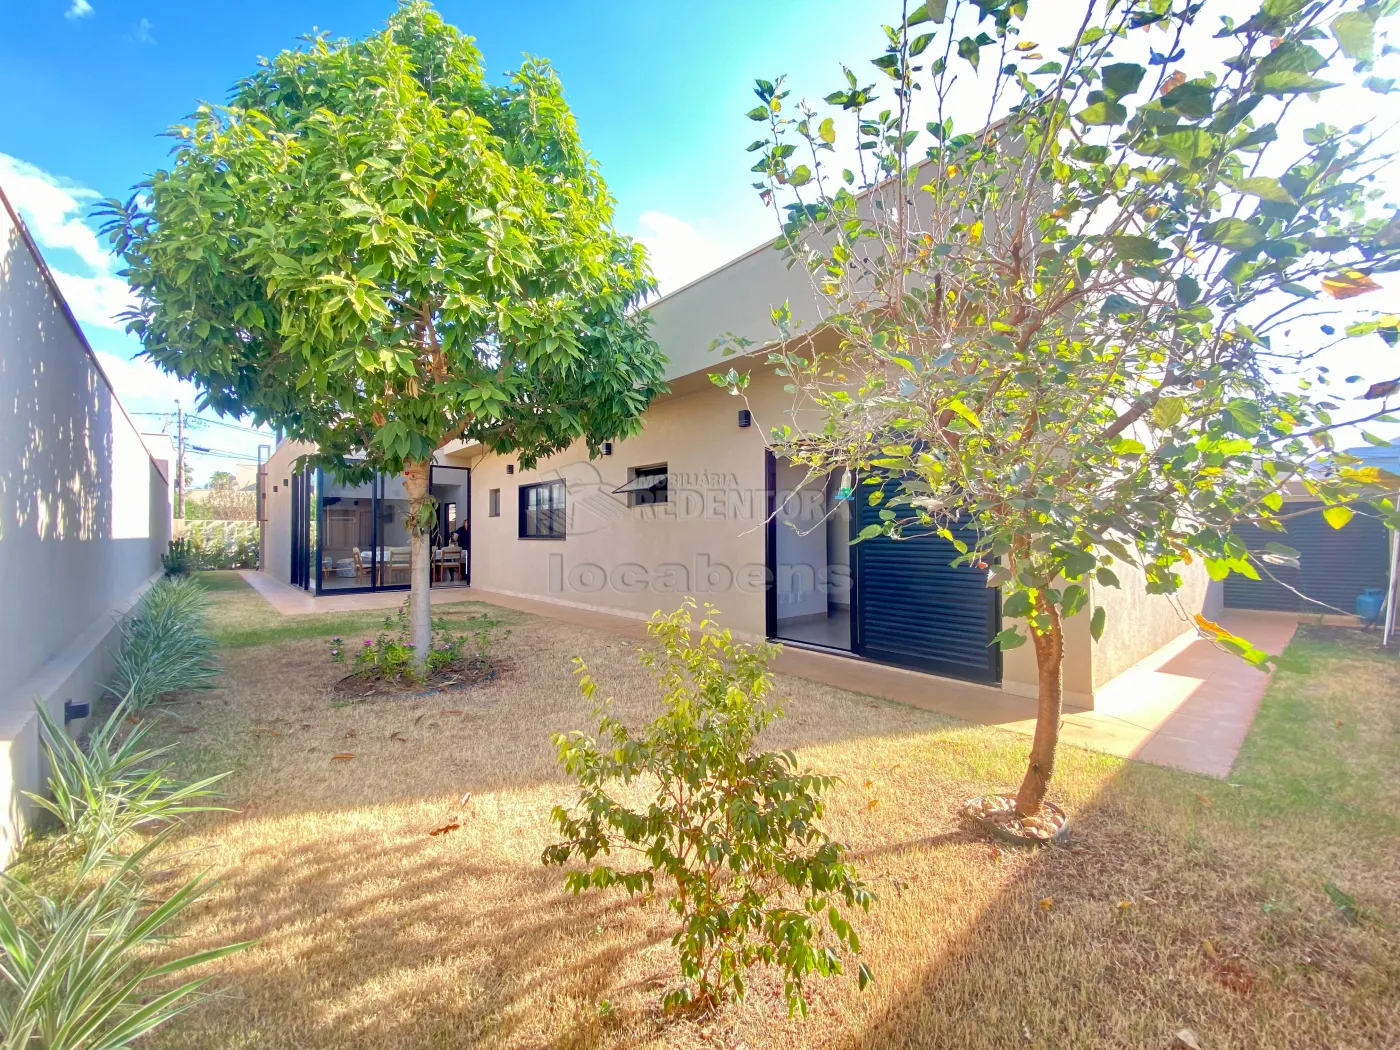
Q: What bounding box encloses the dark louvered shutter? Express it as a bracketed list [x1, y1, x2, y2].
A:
[1225, 503, 1390, 614]
[852, 493, 1001, 683]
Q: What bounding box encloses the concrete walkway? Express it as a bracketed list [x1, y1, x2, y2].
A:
[237, 571, 1295, 778]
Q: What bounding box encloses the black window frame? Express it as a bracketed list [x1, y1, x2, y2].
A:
[488, 488, 501, 517]
[518, 480, 567, 539]
[624, 463, 670, 508]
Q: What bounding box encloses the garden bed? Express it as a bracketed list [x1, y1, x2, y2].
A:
[962, 794, 1070, 845]
[330, 657, 506, 701]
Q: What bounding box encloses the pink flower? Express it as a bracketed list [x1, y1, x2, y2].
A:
[363, 640, 372, 646]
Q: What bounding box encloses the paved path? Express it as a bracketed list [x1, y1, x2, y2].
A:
[237, 572, 1295, 778]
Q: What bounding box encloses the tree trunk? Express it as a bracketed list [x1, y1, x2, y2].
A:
[1014, 593, 1064, 817]
[403, 460, 433, 667]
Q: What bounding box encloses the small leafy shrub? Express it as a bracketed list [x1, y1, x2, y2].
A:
[25, 697, 229, 861]
[160, 538, 192, 577]
[109, 577, 218, 709]
[0, 836, 252, 1048]
[330, 602, 504, 685]
[543, 599, 872, 1015]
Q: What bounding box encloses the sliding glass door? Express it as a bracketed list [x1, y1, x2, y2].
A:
[429, 465, 470, 587]
[290, 464, 470, 594]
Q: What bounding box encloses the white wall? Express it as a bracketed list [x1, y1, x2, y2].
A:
[0, 188, 171, 862]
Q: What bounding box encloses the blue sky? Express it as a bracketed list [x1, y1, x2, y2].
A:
[3, 1, 1398, 479]
[0, 0, 881, 479]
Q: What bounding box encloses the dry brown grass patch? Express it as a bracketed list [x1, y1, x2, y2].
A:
[143, 607, 1400, 1050]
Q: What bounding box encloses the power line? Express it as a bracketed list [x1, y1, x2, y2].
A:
[131, 411, 271, 436]
[187, 444, 263, 461]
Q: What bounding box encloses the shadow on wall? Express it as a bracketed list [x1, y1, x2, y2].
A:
[0, 223, 114, 549]
[0, 206, 173, 682]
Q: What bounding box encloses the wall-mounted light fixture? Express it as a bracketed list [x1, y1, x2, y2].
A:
[738, 409, 752, 428]
[602, 442, 613, 456]
[506, 464, 515, 475]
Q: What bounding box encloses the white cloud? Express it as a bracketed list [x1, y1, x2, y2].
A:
[631, 211, 746, 298]
[131, 17, 154, 45]
[0, 153, 110, 271]
[48, 268, 137, 330]
[65, 0, 93, 20]
[0, 152, 136, 329]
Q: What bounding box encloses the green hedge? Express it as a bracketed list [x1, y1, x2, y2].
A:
[179, 520, 260, 570]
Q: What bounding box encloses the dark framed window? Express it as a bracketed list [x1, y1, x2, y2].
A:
[488, 488, 501, 517]
[519, 480, 566, 539]
[614, 464, 669, 507]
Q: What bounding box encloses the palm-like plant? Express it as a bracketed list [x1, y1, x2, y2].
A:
[107, 578, 218, 710]
[25, 700, 228, 861]
[0, 837, 252, 1049]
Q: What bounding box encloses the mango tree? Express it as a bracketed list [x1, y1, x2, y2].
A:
[719, 0, 1400, 828]
[102, 1, 665, 659]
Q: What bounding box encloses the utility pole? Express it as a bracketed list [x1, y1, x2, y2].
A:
[176, 401, 185, 519]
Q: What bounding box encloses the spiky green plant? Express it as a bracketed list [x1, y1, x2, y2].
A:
[24, 700, 228, 861]
[108, 578, 218, 710]
[0, 835, 252, 1049]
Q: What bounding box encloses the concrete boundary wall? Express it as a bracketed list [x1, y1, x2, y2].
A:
[0, 183, 171, 864]
[0, 572, 159, 863]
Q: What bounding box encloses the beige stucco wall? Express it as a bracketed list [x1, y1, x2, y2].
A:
[260, 439, 314, 584]
[0, 190, 171, 862]
[452, 362, 1221, 710]
[448, 370, 784, 638]
[1089, 560, 1222, 688]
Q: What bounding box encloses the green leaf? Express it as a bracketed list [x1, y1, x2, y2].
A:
[958, 36, 983, 70]
[1257, 40, 1327, 77]
[1332, 11, 1375, 61]
[1175, 275, 1201, 306]
[1061, 547, 1097, 579]
[1076, 100, 1128, 125]
[1225, 398, 1262, 436]
[1137, 128, 1218, 164]
[818, 117, 836, 144]
[1201, 217, 1264, 251]
[857, 523, 885, 540]
[1159, 79, 1215, 118]
[1257, 71, 1338, 96]
[1322, 505, 1354, 530]
[944, 398, 982, 430]
[1095, 567, 1120, 588]
[1002, 590, 1033, 618]
[1090, 606, 1106, 642]
[993, 627, 1028, 650]
[1061, 583, 1088, 617]
[1101, 63, 1146, 99]
[1110, 235, 1172, 262]
[1152, 396, 1185, 429]
[788, 164, 813, 187]
[907, 0, 949, 24]
[1225, 176, 1294, 203]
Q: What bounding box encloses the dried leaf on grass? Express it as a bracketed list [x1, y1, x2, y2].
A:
[331, 752, 355, 762]
[429, 821, 461, 837]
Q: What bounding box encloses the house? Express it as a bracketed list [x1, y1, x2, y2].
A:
[260, 225, 1228, 710]
[0, 183, 172, 862]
